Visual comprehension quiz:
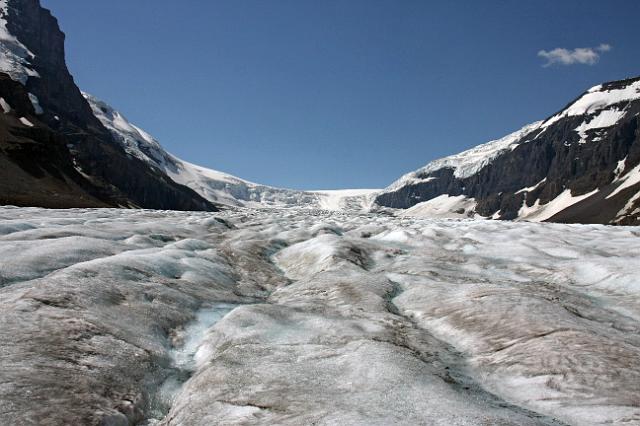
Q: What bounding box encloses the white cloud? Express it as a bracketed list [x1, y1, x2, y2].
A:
[597, 43, 612, 52]
[538, 44, 612, 67]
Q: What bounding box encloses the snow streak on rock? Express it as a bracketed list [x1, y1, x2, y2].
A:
[543, 79, 640, 129]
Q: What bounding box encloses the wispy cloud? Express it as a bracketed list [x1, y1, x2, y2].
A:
[538, 44, 611, 67]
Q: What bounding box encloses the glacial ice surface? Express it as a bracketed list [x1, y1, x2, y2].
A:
[0, 206, 638, 425]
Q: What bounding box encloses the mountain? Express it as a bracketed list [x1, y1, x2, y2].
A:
[375, 77, 640, 225]
[2, 0, 639, 224]
[83, 92, 378, 210]
[0, 72, 110, 208]
[0, 0, 376, 212]
[0, 0, 216, 211]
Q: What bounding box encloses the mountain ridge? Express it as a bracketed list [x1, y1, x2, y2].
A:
[375, 76, 640, 225]
[0, 0, 639, 224]
[83, 91, 378, 211]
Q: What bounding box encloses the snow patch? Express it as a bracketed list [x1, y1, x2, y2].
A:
[607, 163, 640, 199]
[19, 116, 33, 127]
[616, 190, 640, 219]
[28, 92, 43, 115]
[543, 79, 640, 128]
[518, 188, 598, 221]
[614, 157, 627, 178]
[574, 108, 626, 144]
[0, 96, 10, 113]
[515, 178, 546, 194]
[399, 194, 477, 219]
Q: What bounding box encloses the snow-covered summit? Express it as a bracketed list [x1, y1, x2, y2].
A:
[385, 121, 543, 191]
[82, 92, 172, 168]
[0, 0, 39, 84]
[83, 92, 379, 210]
[542, 77, 640, 128]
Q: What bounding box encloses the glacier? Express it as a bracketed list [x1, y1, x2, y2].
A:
[83, 92, 379, 211]
[0, 206, 638, 425]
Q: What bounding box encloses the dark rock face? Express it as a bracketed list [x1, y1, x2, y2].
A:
[376, 77, 640, 225]
[6, 0, 101, 131]
[1, 0, 217, 211]
[0, 73, 108, 208]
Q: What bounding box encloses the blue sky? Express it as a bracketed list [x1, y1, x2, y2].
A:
[42, 0, 640, 190]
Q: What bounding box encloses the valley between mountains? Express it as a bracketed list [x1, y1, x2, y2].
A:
[1, 0, 640, 222]
[1, 1, 640, 425]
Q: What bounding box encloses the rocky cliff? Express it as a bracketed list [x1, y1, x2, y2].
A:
[0, 73, 108, 207]
[376, 77, 640, 225]
[0, 0, 216, 211]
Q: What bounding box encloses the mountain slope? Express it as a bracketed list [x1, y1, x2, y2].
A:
[376, 76, 640, 225]
[83, 92, 378, 210]
[0, 0, 376, 213]
[0, 72, 108, 207]
[0, 0, 216, 211]
[3, 0, 638, 222]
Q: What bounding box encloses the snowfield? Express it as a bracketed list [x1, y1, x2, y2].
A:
[0, 207, 639, 425]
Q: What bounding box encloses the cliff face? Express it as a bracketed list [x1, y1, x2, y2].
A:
[6, 0, 100, 130]
[0, 73, 108, 208]
[0, 0, 217, 211]
[376, 77, 640, 225]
